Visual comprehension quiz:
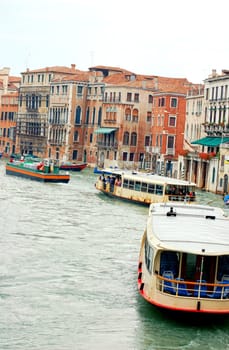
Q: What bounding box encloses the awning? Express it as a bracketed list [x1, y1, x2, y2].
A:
[94, 128, 117, 134]
[191, 136, 229, 147]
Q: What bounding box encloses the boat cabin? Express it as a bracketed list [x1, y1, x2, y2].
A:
[138, 203, 229, 313]
[95, 169, 196, 205]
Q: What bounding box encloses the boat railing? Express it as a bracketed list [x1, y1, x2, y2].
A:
[158, 275, 229, 299]
[167, 194, 196, 202]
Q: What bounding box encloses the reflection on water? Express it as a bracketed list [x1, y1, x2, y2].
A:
[0, 162, 229, 350]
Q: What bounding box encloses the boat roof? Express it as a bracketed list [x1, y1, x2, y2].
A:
[101, 168, 196, 186]
[147, 202, 229, 255]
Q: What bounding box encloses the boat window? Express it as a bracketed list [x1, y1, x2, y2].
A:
[145, 238, 154, 273]
[148, 183, 155, 193]
[160, 251, 179, 277]
[134, 181, 141, 191]
[123, 179, 129, 188]
[141, 182, 148, 192]
[185, 253, 196, 280]
[165, 185, 170, 195]
[217, 255, 229, 280]
[156, 184, 163, 195]
[129, 180, 134, 190]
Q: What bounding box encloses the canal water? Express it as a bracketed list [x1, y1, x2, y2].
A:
[0, 161, 229, 350]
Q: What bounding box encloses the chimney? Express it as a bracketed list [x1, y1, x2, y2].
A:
[71, 64, 76, 70]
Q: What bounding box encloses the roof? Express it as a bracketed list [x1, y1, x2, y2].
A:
[191, 136, 229, 146]
[99, 169, 196, 186]
[148, 203, 229, 255]
[22, 65, 80, 75]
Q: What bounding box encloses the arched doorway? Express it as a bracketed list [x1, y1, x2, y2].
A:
[99, 151, 105, 168]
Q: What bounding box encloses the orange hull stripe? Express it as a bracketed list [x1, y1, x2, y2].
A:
[6, 165, 69, 180]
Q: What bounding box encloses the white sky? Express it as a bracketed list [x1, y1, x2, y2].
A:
[1, 0, 229, 84]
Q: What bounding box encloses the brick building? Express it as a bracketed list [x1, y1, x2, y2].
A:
[0, 67, 20, 156]
[1, 64, 198, 177]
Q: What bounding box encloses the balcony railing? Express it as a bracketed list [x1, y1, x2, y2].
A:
[97, 142, 118, 149]
[166, 148, 175, 156]
[203, 123, 229, 135]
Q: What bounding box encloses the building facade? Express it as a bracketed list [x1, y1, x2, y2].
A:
[2, 64, 228, 194]
[191, 69, 229, 194]
[0, 67, 20, 156]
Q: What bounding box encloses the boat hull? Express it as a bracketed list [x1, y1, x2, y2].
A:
[97, 186, 150, 206]
[60, 163, 87, 172]
[6, 164, 70, 183]
[93, 167, 119, 175]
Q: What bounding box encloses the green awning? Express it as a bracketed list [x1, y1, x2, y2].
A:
[94, 128, 117, 134]
[191, 136, 229, 146]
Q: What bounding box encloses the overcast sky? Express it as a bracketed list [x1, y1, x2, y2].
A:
[1, 0, 228, 83]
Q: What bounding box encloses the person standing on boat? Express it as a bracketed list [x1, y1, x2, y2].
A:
[224, 193, 229, 205]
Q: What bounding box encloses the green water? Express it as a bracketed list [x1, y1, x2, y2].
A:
[0, 163, 228, 350]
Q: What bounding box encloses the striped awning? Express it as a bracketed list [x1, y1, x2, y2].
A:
[191, 136, 229, 146]
[94, 128, 117, 134]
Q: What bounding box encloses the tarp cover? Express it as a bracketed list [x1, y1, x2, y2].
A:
[191, 136, 229, 146]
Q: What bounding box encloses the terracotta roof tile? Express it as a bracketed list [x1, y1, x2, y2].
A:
[22, 65, 80, 74]
[52, 71, 91, 83]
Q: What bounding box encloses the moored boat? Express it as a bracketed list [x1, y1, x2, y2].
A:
[6, 158, 70, 183]
[60, 162, 87, 172]
[93, 166, 119, 175]
[138, 202, 229, 314]
[95, 168, 196, 205]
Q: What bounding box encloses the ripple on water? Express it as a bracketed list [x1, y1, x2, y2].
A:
[1, 164, 229, 350]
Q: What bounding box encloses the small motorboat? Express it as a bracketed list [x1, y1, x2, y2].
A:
[59, 162, 87, 172]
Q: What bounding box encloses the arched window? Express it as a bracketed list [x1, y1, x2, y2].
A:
[86, 107, 90, 124]
[131, 132, 137, 146]
[74, 131, 79, 142]
[98, 107, 102, 126]
[46, 95, 49, 108]
[123, 131, 129, 145]
[133, 109, 138, 122]
[125, 108, 131, 121]
[75, 106, 81, 124]
[212, 167, 216, 183]
[92, 107, 96, 125]
[31, 94, 35, 109]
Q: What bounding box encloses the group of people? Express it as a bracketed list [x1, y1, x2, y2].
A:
[100, 174, 122, 190]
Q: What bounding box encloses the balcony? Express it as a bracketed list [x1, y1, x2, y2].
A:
[97, 141, 118, 150]
[104, 119, 117, 126]
[48, 140, 66, 146]
[103, 97, 122, 103]
[145, 146, 161, 154]
[203, 123, 229, 135]
[166, 148, 175, 156]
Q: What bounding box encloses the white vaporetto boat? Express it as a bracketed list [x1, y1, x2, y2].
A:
[138, 202, 229, 314]
[95, 169, 197, 205]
